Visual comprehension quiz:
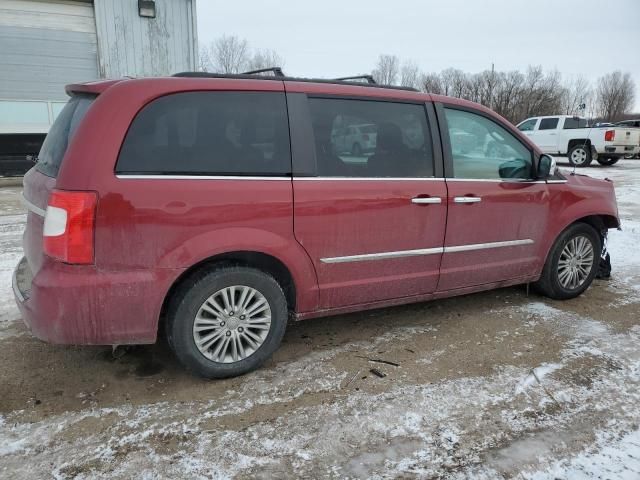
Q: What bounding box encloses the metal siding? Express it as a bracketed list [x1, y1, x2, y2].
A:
[0, 0, 98, 101]
[93, 0, 197, 78]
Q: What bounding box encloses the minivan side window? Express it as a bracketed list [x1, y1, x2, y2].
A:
[116, 92, 291, 176]
[307, 98, 434, 177]
[539, 118, 559, 130]
[517, 118, 537, 131]
[445, 108, 532, 180]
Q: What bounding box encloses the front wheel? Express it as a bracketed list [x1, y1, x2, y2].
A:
[597, 157, 620, 166]
[568, 145, 592, 167]
[534, 223, 601, 300]
[167, 266, 288, 378]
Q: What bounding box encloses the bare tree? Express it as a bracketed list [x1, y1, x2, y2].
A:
[420, 72, 443, 94]
[561, 76, 592, 116]
[200, 35, 250, 74]
[372, 55, 400, 85]
[400, 61, 420, 89]
[596, 71, 636, 121]
[245, 48, 285, 73]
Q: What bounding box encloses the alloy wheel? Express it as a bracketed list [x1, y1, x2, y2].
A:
[193, 285, 272, 363]
[557, 235, 594, 290]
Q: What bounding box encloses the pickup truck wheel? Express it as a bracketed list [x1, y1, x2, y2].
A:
[534, 223, 601, 300]
[568, 145, 592, 167]
[166, 266, 288, 379]
[597, 157, 619, 166]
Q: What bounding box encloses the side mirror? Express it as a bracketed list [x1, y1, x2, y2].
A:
[537, 154, 556, 179]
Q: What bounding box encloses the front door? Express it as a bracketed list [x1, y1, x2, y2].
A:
[437, 106, 549, 291]
[291, 95, 447, 309]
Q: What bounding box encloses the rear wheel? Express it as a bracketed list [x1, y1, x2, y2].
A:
[534, 223, 601, 300]
[568, 145, 592, 167]
[167, 266, 288, 378]
[597, 157, 620, 166]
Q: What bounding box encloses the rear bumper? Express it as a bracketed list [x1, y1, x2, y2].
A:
[13, 256, 181, 345]
[601, 145, 640, 157]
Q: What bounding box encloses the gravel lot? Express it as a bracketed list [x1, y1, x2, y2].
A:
[1, 161, 639, 479]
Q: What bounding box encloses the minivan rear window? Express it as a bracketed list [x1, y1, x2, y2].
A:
[116, 92, 291, 176]
[36, 94, 95, 177]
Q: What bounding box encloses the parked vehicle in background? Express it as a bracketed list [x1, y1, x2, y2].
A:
[332, 123, 377, 156]
[517, 115, 640, 167]
[14, 73, 620, 379]
[615, 119, 640, 128]
[615, 119, 640, 158]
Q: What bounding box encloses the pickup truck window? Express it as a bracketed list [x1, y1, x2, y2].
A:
[445, 108, 532, 180]
[563, 118, 588, 129]
[539, 118, 559, 130]
[517, 118, 537, 131]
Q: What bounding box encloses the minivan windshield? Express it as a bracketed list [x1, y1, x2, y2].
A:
[36, 94, 95, 177]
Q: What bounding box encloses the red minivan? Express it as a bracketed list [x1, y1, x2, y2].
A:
[13, 72, 620, 378]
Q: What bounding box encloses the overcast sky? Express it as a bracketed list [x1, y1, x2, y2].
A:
[197, 0, 640, 111]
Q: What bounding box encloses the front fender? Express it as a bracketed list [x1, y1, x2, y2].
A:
[539, 176, 619, 266]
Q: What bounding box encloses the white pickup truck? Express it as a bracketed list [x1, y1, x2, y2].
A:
[516, 115, 640, 167]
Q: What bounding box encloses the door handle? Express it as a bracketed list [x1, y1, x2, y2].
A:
[453, 196, 481, 204]
[411, 197, 442, 204]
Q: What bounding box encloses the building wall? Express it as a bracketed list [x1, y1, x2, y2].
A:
[93, 0, 197, 78]
[0, 0, 99, 102]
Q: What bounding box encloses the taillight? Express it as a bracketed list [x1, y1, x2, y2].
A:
[43, 190, 97, 264]
[605, 130, 615, 142]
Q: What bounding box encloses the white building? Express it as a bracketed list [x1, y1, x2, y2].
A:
[0, 0, 198, 173]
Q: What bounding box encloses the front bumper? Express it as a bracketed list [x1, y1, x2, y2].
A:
[13, 256, 181, 345]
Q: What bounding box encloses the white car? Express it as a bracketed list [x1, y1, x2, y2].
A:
[516, 115, 640, 167]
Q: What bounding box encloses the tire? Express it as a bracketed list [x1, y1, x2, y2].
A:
[166, 266, 288, 379]
[351, 143, 362, 156]
[533, 223, 601, 300]
[597, 157, 619, 166]
[567, 144, 592, 167]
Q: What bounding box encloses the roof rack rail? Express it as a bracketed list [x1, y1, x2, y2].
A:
[334, 75, 377, 85]
[171, 72, 419, 92]
[241, 67, 285, 77]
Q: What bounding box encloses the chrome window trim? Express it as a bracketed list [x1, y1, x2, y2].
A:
[21, 193, 46, 217]
[294, 177, 442, 181]
[115, 175, 291, 181]
[320, 239, 534, 264]
[445, 178, 566, 184]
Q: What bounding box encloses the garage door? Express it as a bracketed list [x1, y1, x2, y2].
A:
[0, 0, 99, 102]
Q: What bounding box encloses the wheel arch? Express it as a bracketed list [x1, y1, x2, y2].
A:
[567, 139, 591, 151]
[160, 250, 300, 333]
[539, 213, 618, 272]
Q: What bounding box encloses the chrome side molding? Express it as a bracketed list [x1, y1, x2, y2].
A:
[320, 239, 533, 264]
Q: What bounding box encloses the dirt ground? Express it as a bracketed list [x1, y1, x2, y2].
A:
[1, 161, 639, 479]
